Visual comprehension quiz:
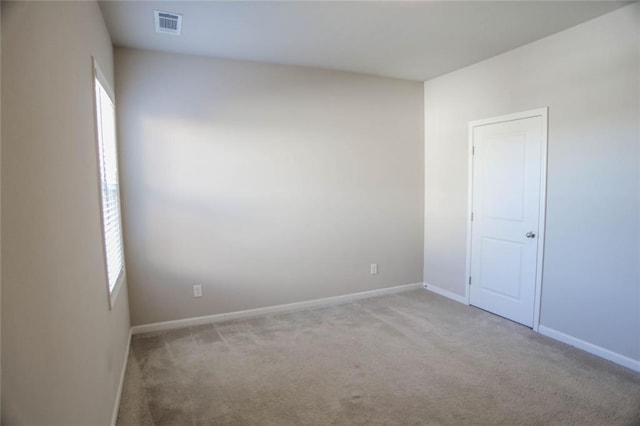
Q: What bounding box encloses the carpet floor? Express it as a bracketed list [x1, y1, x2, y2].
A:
[117, 289, 640, 425]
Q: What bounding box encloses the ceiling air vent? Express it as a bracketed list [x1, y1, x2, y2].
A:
[154, 10, 182, 35]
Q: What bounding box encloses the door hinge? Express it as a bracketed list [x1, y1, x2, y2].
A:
[468, 276, 472, 285]
[472, 146, 475, 155]
[471, 212, 474, 221]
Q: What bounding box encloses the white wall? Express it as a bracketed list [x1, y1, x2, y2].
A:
[2, 2, 131, 424]
[115, 48, 424, 326]
[424, 4, 640, 362]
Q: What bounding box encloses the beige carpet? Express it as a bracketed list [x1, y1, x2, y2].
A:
[117, 289, 640, 425]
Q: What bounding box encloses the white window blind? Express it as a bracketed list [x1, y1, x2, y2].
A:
[94, 68, 124, 301]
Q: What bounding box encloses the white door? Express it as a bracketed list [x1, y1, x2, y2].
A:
[469, 111, 546, 328]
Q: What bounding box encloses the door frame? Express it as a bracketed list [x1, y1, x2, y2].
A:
[464, 107, 548, 331]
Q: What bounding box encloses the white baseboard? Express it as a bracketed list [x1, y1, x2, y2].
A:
[423, 282, 468, 305]
[538, 325, 640, 373]
[131, 282, 424, 335]
[111, 328, 132, 426]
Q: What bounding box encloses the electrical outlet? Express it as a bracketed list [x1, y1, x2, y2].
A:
[193, 284, 202, 298]
[370, 263, 378, 275]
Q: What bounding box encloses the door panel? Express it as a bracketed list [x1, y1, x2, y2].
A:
[469, 116, 543, 327]
[480, 237, 523, 300]
[483, 135, 525, 221]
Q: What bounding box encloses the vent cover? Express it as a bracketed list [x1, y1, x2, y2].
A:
[154, 10, 182, 35]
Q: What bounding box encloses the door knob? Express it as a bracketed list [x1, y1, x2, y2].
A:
[526, 231, 536, 238]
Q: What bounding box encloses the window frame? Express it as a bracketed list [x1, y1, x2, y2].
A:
[92, 58, 125, 310]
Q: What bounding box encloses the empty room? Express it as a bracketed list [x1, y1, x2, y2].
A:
[1, 0, 639, 425]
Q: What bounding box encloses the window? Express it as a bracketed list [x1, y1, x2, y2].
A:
[94, 61, 125, 307]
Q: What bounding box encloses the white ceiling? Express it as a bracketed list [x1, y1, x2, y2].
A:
[100, 1, 629, 82]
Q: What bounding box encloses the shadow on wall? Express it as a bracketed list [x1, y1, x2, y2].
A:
[133, 114, 398, 275]
[121, 110, 423, 325]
